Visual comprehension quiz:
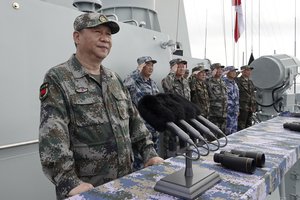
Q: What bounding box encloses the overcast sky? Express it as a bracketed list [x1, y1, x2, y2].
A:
[184, 0, 300, 67]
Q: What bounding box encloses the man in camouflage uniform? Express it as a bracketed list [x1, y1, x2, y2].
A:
[38, 13, 163, 200]
[236, 65, 257, 130]
[222, 66, 239, 135]
[123, 56, 160, 169]
[206, 63, 228, 134]
[160, 58, 190, 157]
[184, 69, 190, 79]
[161, 58, 191, 100]
[189, 63, 210, 118]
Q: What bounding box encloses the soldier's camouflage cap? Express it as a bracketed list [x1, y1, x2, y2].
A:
[169, 58, 187, 67]
[241, 65, 254, 70]
[74, 13, 120, 34]
[137, 56, 157, 65]
[224, 66, 238, 71]
[192, 63, 209, 74]
[210, 63, 225, 70]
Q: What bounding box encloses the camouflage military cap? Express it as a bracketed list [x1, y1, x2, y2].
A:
[137, 56, 157, 65]
[74, 13, 120, 34]
[211, 63, 225, 70]
[192, 64, 209, 73]
[241, 65, 254, 70]
[169, 58, 187, 67]
[224, 66, 238, 71]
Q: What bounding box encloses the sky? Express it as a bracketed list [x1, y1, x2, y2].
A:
[184, 0, 300, 68]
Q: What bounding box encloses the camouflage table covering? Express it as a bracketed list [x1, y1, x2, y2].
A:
[67, 116, 300, 200]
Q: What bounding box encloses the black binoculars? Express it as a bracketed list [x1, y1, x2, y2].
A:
[213, 150, 265, 174]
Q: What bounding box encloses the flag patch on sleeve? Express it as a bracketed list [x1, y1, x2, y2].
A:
[39, 82, 49, 101]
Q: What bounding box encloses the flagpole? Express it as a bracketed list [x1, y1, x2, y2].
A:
[294, 0, 297, 57]
[244, 0, 247, 63]
[222, 0, 228, 66]
[258, 0, 261, 57]
[231, 1, 235, 66]
[251, 0, 253, 54]
[294, 0, 297, 93]
[204, 9, 208, 59]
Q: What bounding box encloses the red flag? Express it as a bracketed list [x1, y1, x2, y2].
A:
[233, 0, 244, 43]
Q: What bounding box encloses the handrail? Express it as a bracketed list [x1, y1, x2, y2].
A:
[0, 140, 38, 150]
[122, 19, 139, 26]
[105, 14, 119, 21]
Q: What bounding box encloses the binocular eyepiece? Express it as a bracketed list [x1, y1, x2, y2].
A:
[229, 149, 265, 167]
[213, 150, 265, 174]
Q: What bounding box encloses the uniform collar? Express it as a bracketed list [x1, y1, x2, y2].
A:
[68, 54, 114, 81]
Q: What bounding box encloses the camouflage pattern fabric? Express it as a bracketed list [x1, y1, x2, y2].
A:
[236, 76, 256, 130]
[161, 72, 191, 100]
[189, 76, 210, 118]
[67, 116, 300, 200]
[223, 77, 239, 135]
[123, 69, 160, 137]
[39, 55, 158, 200]
[123, 69, 160, 169]
[206, 77, 228, 133]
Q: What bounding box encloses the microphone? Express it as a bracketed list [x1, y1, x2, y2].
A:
[137, 95, 195, 147]
[155, 94, 206, 141]
[197, 115, 224, 137]
[166, 94, 226, 147]
[138, 95, 221, 199]
[155, 94, 209, 155]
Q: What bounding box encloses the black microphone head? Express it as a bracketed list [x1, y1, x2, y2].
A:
[137, 95, 175, 131]
[167, 93, 198, 119]
[156, 93, 186, 122]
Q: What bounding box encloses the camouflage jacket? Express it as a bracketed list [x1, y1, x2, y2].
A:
[161, 71, 191, 100]
[206, 77, 228, 118]
[123, 69, 160, 107]
[189, 76, 210, 118]
[223, 77, 239, 114]
[39, 55, 158, 200]
[123, 69, 160, 133]
[236, 76, 256, 111]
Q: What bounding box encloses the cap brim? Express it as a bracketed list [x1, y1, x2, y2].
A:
[178, 61, 187, 64]
[146, 60, 157, 64]
[242, 67, 254, 70]
[102, 21, 120, 34]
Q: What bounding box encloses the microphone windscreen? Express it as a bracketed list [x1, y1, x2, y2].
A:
[137, 95, 175, 131]
[156, 93, 186, 121]
[167, 93, 198, 119]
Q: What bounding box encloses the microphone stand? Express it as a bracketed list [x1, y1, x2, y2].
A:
[154, 143, 221, 200]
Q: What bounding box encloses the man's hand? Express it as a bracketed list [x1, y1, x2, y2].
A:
[68, 182, 94, 197]
[144, 156, 164, 167]
[138, 63, 146, 72]
[211, 68, 217, 77]
[171, 64, 178, 73]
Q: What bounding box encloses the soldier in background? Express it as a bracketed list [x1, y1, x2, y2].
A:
[123, 56, 160, 170]
[236, 65, 257, 130]
[206, 63, 228, 134]
[38, 13, 163, 200]
[161, 58, 190, 157]
[189, 63, 210, 118]
[161, 58, 190, 100]
[222, 66, 239, 135]
[184, 69, 190, 79]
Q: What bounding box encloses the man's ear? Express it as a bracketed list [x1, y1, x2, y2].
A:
[73, 31, 80, 45]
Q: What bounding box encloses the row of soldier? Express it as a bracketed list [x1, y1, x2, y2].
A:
[123, 56, 257, 165]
